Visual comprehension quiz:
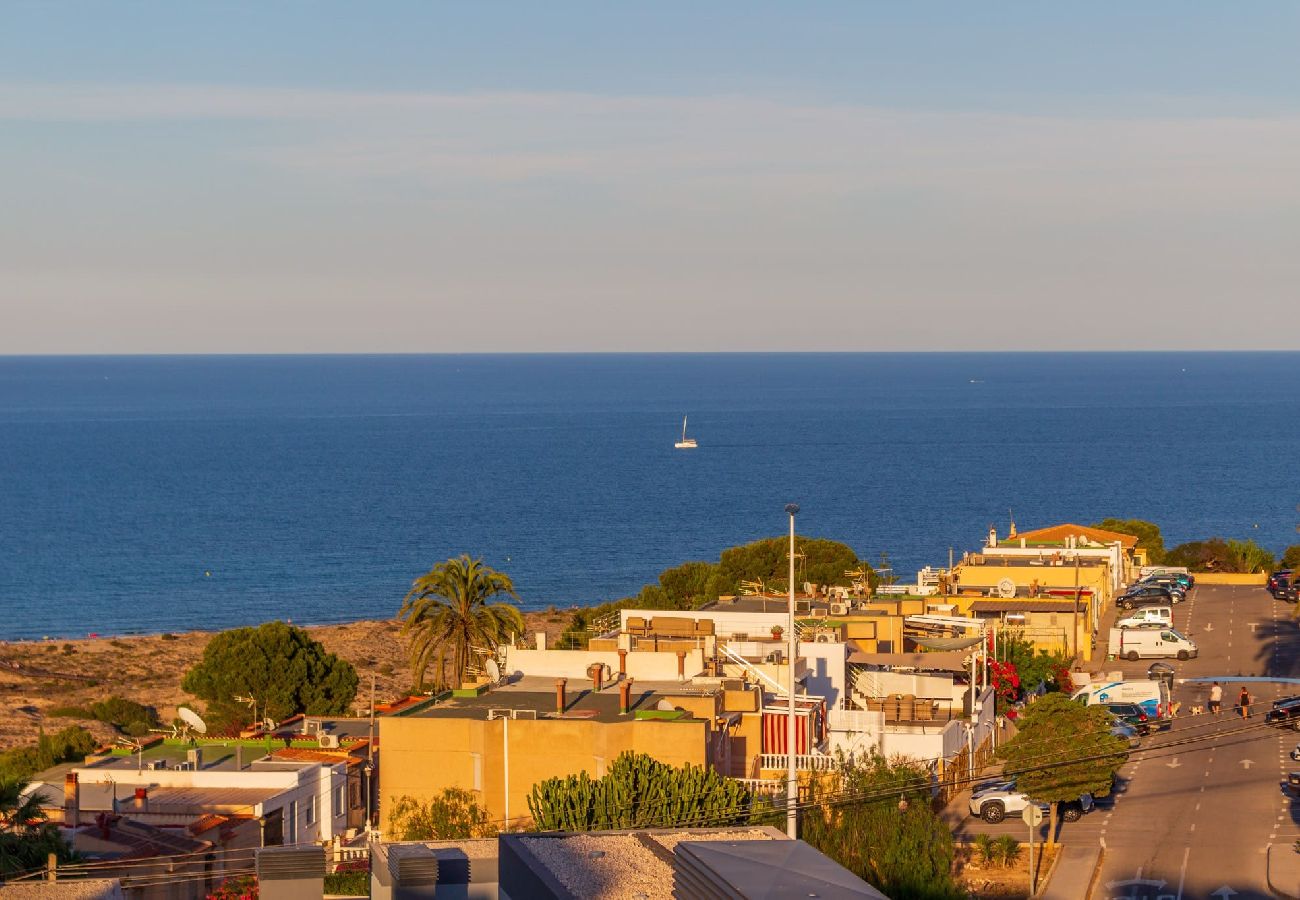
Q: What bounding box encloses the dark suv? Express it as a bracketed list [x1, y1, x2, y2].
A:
[1269, 571, 1293, 599]
[1117, 584, 1177, 609]
[1104, 702, 1156, 735]
[1266, 696, 1300, 728]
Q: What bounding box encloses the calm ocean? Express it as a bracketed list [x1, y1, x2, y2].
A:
[1, 353, 1297, 640]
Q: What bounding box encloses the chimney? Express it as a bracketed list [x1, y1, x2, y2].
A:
[676, 651, 687, 681]
[588, 663, 605, 693]
[133, 787, 148, 811]
[616, 648, 628, 677]
[619, 679, 634, 715]
[63, 773, 79, 827]
[555, 679, 567, 714]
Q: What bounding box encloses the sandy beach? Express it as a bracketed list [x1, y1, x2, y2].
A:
[0, 610, 575, 751]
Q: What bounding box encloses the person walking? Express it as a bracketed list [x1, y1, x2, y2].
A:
[1239, 686, 1252, 719]
[1209, 681, 1223, 714]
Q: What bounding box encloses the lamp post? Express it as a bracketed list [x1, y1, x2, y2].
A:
[784, 502, 800, 840]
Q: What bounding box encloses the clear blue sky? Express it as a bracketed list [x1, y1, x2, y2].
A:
[4, 2, 1299, 352]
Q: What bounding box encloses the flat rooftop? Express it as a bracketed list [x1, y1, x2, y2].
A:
[408, 676, 719, 724]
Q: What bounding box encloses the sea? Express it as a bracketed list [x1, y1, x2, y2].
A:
[1, 353, 1298, 641]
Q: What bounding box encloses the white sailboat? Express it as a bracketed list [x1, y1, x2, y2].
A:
[674, 415, 698, 449]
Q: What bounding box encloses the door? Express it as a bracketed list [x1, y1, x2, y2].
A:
[261, 808, 284, 846]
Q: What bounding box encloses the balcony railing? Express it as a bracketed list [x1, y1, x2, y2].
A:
[758, 753, 837, 773]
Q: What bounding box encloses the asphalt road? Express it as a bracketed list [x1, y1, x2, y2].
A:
[955, 582, 1300, 898]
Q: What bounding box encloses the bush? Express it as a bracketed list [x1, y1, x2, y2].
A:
[161, 633, 179, 641]
[46, 706, 93, 719]
[90, 697, 158, 729]
[124, 720, 152, 738]
[323, 871, 368, 896]
[995, 835, 1022, 868]
[1165, 537, 1275, 573]
[973, 833, 997, 866]
[388, 788, 494, 840]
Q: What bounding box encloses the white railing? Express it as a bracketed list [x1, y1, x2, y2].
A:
[733, 778, 787, 797]
[590, 610, 622, 634]
[758, 753, 837, 773]
[718, 643, 788, 697]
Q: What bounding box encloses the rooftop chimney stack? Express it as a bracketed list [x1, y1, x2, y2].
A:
[676, 651, 688, 682]
[617, 648, 628, 677]
[555, 678, 567, 714]
[619, 679, 634, 715]
[63, 773, 80, 827]
[133, 787, 147, 811]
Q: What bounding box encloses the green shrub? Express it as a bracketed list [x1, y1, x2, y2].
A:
[973, 833, 997, 866]
[160, 633, 179, 641]
[323, 871, 368, 896]
[124, 720, 152, 738]
[46, 706, 93, 719]
[995, 835, 1022, 868]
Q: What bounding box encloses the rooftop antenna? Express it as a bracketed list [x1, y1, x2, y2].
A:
[233, 695, 258, 724]
[116, 737, 145, 773]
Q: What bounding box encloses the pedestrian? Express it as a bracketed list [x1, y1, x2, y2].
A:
[1208, 681, 1223, 715]
[1239, 686, 1252, 719]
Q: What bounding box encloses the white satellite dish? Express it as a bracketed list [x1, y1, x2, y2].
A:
[178, 707, 208, 735]
[657, 699, 676, 712]
[485, 659, 502, 685]
[997, 578, 1017, 599]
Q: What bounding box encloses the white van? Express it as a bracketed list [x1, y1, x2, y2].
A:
[1071, 679, 1170, 719]
[1115, 606, 1173, 629]
[1109, 626, 1197, 661]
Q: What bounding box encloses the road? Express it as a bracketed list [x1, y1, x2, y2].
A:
[956, 582, 1300, 898]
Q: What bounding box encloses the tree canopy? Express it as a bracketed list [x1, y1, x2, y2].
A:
[802, 754, 963, 900]
[1, 777, 78, 877]
[1164, 537, 1276, 573]
[1091, 518, 1165, 563]
[562, 536, 869, 643]
[181, 621, 358, 728]
[997, 693, 1126, 844]
[1282, 545, 1300, 571]
[399, 555, 525, 691]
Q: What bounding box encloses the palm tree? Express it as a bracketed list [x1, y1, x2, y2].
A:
[0, 777, 65, 878]
[399, 555, 525, 691]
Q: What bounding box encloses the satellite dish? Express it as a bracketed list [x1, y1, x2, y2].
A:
[178, 707, 208, 735]
[997, 578, 1017, 599]
[485, 659, 502, 684]
[657, 699, 677, 712]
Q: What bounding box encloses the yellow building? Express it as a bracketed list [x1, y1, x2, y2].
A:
[378, 675, 785, 831]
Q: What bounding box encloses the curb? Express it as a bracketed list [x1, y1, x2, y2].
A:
[1032, 840, 1065, 898]
[1084, 840, 1106, 900]
[1267, 842, 1299, 900]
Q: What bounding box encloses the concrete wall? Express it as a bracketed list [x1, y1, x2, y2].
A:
[503, 647, 705, 681]
[1196, 572, 1267, 585]
[620, 607, 786, 637]
[378, 715, 709, 831]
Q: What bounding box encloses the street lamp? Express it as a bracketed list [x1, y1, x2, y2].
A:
[784, 502, 800, 840]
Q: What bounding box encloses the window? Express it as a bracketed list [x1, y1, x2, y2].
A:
[305, 794, 316, 827]
[333, 783, 345, 818]
[349, 780, 362, 810]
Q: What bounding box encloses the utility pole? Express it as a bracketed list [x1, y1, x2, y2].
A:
[785, 503, 800, 840]
[1072, 553, 1081, 661]
[365, 672, 376, 831]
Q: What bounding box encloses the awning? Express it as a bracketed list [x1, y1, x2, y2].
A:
[912, 636, 983, 651]
[846, 645, 970, 671]
[969, 599, 1079, 613]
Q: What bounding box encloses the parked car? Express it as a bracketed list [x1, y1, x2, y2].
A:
[1102, 701, 1159, 735]
[1115, 606, 1173, 630]
[968, 779, 1094, 824]
[1141, 574, 1193, 595]
[1117, 584, 1179, 609]
[1283, 581, 1300, 603]
[1266, 696, 1300, 729]
[1144, 568, 1195, 588]
[1268, 570, 1291, 593]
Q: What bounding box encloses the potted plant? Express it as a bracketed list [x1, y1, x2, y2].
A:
[770, 625, 784, 640]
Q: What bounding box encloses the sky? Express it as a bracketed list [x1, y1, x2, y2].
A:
[3, 2, 1299, 353]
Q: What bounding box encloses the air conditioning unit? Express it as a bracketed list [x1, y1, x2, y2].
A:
[829, 602, 848, 616]
[815, 633, 833, 644]
[318, 733, 340, 749]
[795, 600, 812, 614]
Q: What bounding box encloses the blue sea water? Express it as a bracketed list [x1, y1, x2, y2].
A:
[1, 353, 1298, 640]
